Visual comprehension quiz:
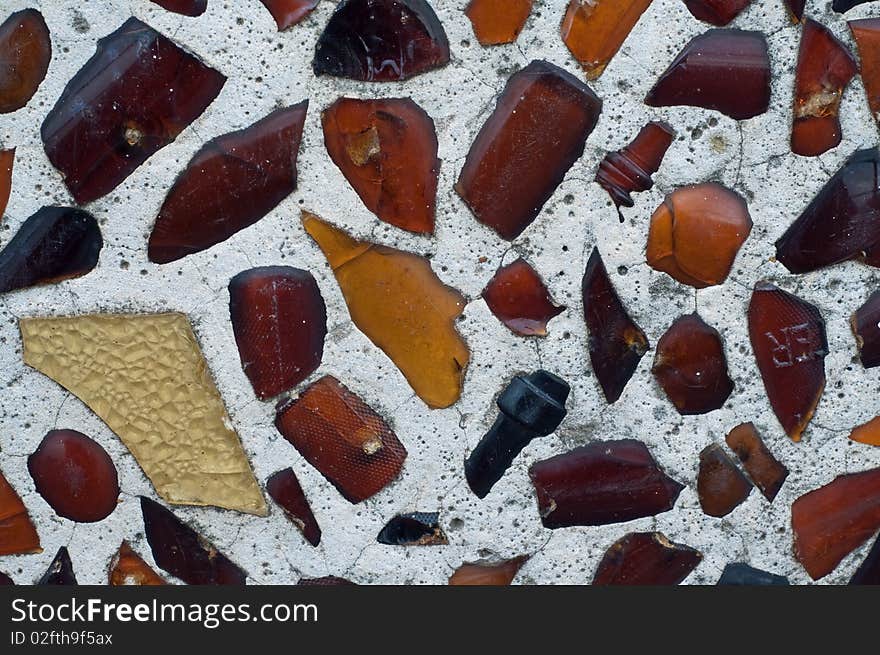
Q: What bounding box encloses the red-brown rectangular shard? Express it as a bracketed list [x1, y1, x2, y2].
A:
[275, 375, 407, 503]
[725, 422, 788, 501]
[593, 532, 702, 585]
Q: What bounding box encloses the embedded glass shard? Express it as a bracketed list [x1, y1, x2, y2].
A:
[850, 534, 880, 585]
[835, 0, 873, 12]
[141, 497, 247, 585]
[747, 282, 827, 441]
[697, 443, 752, 517]
[267, 468, 322, 547]
[683, 0, 752, 25]
[652, 314, 734, 415]
[561, 0, 652, 80]
[0, 467, 41, 556]
[592, 532, 702, 585]
[784, 0, 805, 21]
[20, 314, 266, 515]
[528, 439, 683, 528]
[298, 576, 356, 585]
[41, 17, 226, 205]
[582, 248, 649, 403]
[150, 0, 207, 15]
[148, 102, 307, 263]
[791, 19, 857, 157]
[725, 422, 789, 501]
[646, 183, 751, 289]
[260, 1, 320, 29]
[852, 290, 880, 368]
[322, 97, 438, 234]
[28, 429, 119, 523]
[456, 60, 602, 241]
[481, 259, 565, 337]
[377, 512, 448, 545]
[0, 9, 50, 114]
[275, 375, 408, 503]
[313, 0, 450, 81]
[448, 556, 529, 585]
[0, 148, 13, 217]
[717, 563, 789, 585]
[645, 29, 771, 120]
[302, 211, 468, 408]
[109, 541, 167, 585]
[849, 417, 880, 446]
[0, 572, 11, 585]
[464, 0, 532, 46]
[0, 206, 101, 295]
[791, 467, 880, 580]
[228, 266, 326, 400]
[38, 547, 77, 585]
[850, 20, 880, 124]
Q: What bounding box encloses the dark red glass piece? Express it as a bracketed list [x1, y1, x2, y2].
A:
[725, 422, 788, 502]
[0, 467, 41, 556]
[0, 571, 12, 585]
[0, 9, 50, 114]
[528, 439, 683, 528]
[228, 266, 326, 400]
[275, 375, 407, 503]
[652, 314, 733, 415]
[141, 496, 247, 585]
[150, 0, 207, 16]
[582, 248, 649, 403]
[853, 291, 880, 368]
[41, 17, 226, 205]
[683, 0, 752, 26]
[260, 1, 320, 29]
[28, 429, 119, 523]
[313, 0, 450, 81]
[481, 258, 565, 336]
[298, 576, 356, 585]
[0, 148, 13, 218]
[851, 20, 880, 127]
[834, 0, 873, 12]
[748, 282, 827, 441]
[0, 206, 102, 294]
[267, 468, 322, 547]
[791, 19, 857, 157]
[322, 97, 438, 234]
[697, 443, 752, 517]
[645, 29, 771, 120]
[593, 532, 702, 585]
[149, 103, 307, 263]
[38, 547, 77, 585]
[376, 512, 448, 545]
[791, 467, 880, 580]
[784, 0, 805, 21]
[109, 541, 167, 585]
[850, 534, 880, 585]
[448, 555, 529, 585]
[457, 60, 602, 240]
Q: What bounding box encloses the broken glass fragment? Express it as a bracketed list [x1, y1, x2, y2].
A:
[465, 0, 532, 45]
[0, 9, 50, 114]
[850, 534, 880, 585]
[850, 19, 880, 125]
[260, 1, 320, 29]
[834, 0, 873, 12]
[37, 547, 77, 585]
[109, 541, 167, 585]
[481, 259, 565, 337]
[0, 572, 11, 585]
[849, 417, 880, 446]
[0, 467, 41, 556]
[298, 576, 356, 585]
[852, 291, 880, 369]
[725, 422, 788, 501]
[377, 512, 448, 545]
[150, 0, 207, 15]
[267, 468, 322, 547]
[697, 443, 752, 517]
[683, 0, 752, 26]
[0, 148, 13, 217]
[593, 532, 702, 585]
[717, 563, 789, 585]
[448, 556, 529, 585]
[784, 0, 805, 21]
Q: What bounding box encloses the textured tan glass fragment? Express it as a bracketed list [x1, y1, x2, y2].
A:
[20, 313, 266, 516]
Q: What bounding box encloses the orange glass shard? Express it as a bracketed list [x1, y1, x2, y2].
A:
[0, 9, 51, 114]
[481, 258, 565, 337]
[850, 417, 880, 446]
[850, 19, 880, 125]
[108, 541, 167, 585]
[725, 422, 789, 501]
[448, 555, 529, 585]
[0, 467, 41, 556]
[260, 0, 319, 29]
[464, 0, 533, 46]
[301, 211, 468, 408]
[0, 148, 13, 217]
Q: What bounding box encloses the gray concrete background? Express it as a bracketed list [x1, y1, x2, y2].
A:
[0, 0, 879, 585]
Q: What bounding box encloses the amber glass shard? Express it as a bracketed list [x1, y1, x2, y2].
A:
[852, 292, 880, 368]
[791, 467, 880, 580]
[41, 17, 226, 205]
[260, 1, 320, 29]
[302, 211, 468, 408]
[725, 422, 788, 501]
[593, 532, 702, 585]
[464, 0, 532, 46]
[20, 314, 266, 515]
[851, 21, 880, 125]
[561, 0, 651, 80]
[528, 439, 683, 528]
[784, 0, 805, 21]
[377, 512, 447, 546]
[322, 97, 438, 234]
[456, 60, 601, 241]
[275, 375, 407, 503]
[481, 258, 565, 337]
[313, 0, 450, 81]
[791, 20, 857, 157]
[582, 248, 649, 403]
[109, 541, 167, 585]
[652, 314, 733, 415]
[0, 572, 12, 585]
[0, 467, 41, 556]
[229, 267, 326, 400]
[298, 576, 356, 585]
[647, 183, 751, 289]
[28, 430, 119, 523]
[0, 148, 13, 217]
[683, 0, 751, 25]
[150, 0, 207, 15]
[850, 534, 880, 584]
[697, 444, 752, 517]
[38, 547, 77, 585]
[267, 468, 321, 547]
[448, 555, 529, 585]
[0, 9, 50, 114]
[850, 417, 880, 446]
[0, 206, 102, 295]
[645, 30, 770, 120]
[747, 282, 827, 441]
[717, 563, 789, 585]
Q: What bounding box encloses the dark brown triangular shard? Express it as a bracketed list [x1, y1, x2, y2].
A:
[37, 547, 77, 585]
[108, 541, 167, 585]
[267, 468, 322, 547]
[260, 1, 320, 30]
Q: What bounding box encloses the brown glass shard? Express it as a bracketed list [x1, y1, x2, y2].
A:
[150, 0, 207, 15]
[852, 291, 880, 368]
[645, 29, 771, 120]
[481, 258, 565, 337]
[448, 555, 529, 585]
[647, 183, 751, 289]
[298, 576, 356, 585]
[302, 211, 468, 408]
[784, 0, 805, 21]
[850, 417, 880, 446]
[582, 248, 649, 403]
[313, 0, 450, 81]
[697, 444, 752, 517]
[850, 20, 880, 124]
[528, 439, 683, 528]
[377, 512, 448, 546]
[791, 467, 880, 580]
[456, 60, 602, 241]
[260, 1, 320, 29]
[725, 422, 788, 502]
[38, 547, 77, 585]
[108, 541, 167, 586]
[0, 9, 50, 114]
[20, 314, 266, 515]
[228, 266, 326, 400]
[0, 572, 12, 585]
[0, 148, 13, 217]
[464, 0, 532, 46]
[791, 19, 858, 157]
[850, 534, 880, 584]
[267, 468, 321, 547]
[596, 121, 675, 217]
[747, 282, 827, 441]
[322, 97, 438, 234]
[593, 532, 702, 585]
[41, 17, 226, 205]
[275, 375, 407, 503]
[0, 467, 41, 556]
[28, 429, 119, 523]
[683, 0, 752, 25]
